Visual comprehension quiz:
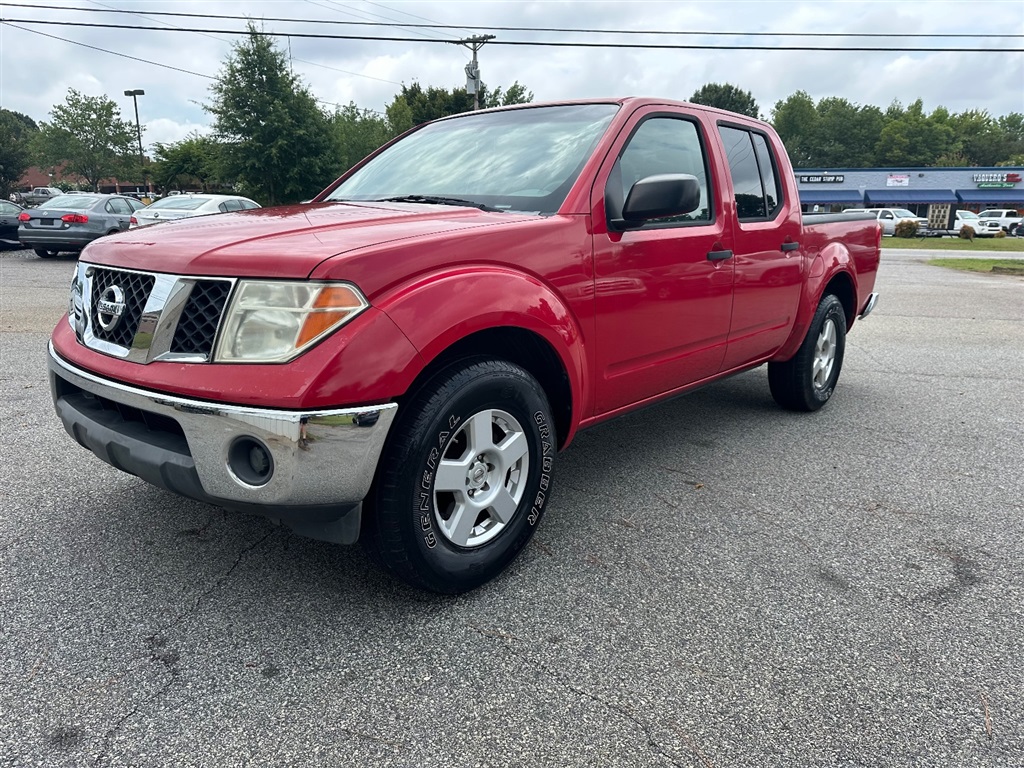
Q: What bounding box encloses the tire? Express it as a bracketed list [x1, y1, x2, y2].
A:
[34, 248, 59, 258]
[366, 358, 556, 593]
[1009, 223, 1019, 236]
[768, 294, 847, 412]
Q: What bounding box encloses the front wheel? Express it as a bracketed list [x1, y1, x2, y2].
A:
[768, 294, 847, 412]
[366, 358, 556, 593]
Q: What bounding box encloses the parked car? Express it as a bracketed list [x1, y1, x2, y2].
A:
[929, 209, 1001, 237]
[977, 209, 1022, 235]
[49, 97, 881, 593]
[20, 187, 66, 207]
[18, 193, 145, 258]
[130, 194, 261, 228]
[0, 199, 26, 249]
[844, 207, 929, 235]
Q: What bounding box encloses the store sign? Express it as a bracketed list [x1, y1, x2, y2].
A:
[977, 182, 1015, 188]
[799, 174, 845, 183]
[972, 172, 1021, 184]
[886, 174, 910, 187]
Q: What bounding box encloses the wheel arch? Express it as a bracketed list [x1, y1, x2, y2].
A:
[399, 326, 573, 451]
[378, 268, 588, 449]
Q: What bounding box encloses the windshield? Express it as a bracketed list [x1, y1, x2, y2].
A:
[892, 209, 917, 218]
[977, 210, 1003, 218]
[145, 196, 210, 211]
[326, 104, 620, 215]
[38, 195, 97, 210]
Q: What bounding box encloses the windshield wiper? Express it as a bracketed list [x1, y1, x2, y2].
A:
[373, 195, 503, 212]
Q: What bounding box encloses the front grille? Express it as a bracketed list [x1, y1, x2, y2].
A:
[90, 268, 156, 348]
[170, 280, 232, 356]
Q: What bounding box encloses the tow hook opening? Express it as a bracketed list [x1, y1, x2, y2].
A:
[228, 437, 274, 487]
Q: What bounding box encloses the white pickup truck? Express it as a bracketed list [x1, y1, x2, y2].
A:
[843, 207, 930, 236]
[977, 209, 1022, 235]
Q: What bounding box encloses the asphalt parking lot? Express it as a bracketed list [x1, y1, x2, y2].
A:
[1, 246, 1022, 767]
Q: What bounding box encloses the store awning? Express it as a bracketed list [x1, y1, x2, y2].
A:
[864, 189, 958, 204]
[798, 190, 864, 204]
[955, 188, 1024, 204]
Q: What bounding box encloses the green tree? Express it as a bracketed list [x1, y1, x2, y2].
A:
[206, 24, 335, 204]
[690, 83, 760, 119]
[874, 100, 954, 166]
[0, 109, 38, 199]
[33, 89, 136, 191]
[151, 133, 222, 192]
[328, 104, 395, 177]
[386, 80, 534, 128]
[770, 91, 819, 166]
[482, 81, 534, 108]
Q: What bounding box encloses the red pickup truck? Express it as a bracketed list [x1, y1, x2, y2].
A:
[49, 98, 880, 593]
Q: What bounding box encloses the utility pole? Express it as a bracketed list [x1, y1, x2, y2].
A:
[450, 35, 495, 110]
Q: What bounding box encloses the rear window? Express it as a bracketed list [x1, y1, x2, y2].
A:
[146, 196, 210, 211]
[38, 195, 96, 210]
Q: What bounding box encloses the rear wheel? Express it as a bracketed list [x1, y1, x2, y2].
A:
[34, 248, 59, 258]
[768, 294, 847, 412]
[366, 358, 556, 593]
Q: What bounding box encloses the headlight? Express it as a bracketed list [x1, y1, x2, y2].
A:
[214, 280, 368, 363]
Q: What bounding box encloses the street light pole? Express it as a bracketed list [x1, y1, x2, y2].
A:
[124, 89, 145, 192]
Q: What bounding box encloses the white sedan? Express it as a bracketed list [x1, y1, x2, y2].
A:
[130, 194, 260, 228]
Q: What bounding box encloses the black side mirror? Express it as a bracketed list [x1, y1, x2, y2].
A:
[611, 174, 701, 231]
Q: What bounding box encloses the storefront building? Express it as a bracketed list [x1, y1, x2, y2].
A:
[795, 167, 1024, 228]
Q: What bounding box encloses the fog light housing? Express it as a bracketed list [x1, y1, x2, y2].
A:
[227, 437, 274, 486]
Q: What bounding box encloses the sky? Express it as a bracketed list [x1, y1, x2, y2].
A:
[0, 0, 1022, 153]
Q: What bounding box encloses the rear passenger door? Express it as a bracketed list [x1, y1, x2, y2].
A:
[591, 108, 734, 415]
[716, 124, 804, 370]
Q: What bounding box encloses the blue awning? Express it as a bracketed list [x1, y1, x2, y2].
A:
[798, 189, 864, 204]
[955, 188, 1024, 204]
[864, 189, 958, 204]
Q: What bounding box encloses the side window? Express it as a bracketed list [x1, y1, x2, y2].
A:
[107, 198, 130, 215]
[225, 199, 243, 211]
[607, 116, 712, 226]
[751, 133, 782, 216]
[719, 125, 768, 220]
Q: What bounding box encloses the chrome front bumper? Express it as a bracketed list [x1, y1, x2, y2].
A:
[48, 345, 398, 542]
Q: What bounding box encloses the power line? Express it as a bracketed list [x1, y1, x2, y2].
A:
[0, 20, 216, 79]
[3, 18, 1021, 51]
[0, 20, 385, 115]
[2, 3, 1019, 38]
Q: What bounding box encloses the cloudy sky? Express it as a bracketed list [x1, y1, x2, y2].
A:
[1, 0, 1021, 151]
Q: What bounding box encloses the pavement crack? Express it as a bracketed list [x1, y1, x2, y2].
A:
[89, 530, 276, 766]
[467, 626, 686, 767]
[156, 529, 277, 638]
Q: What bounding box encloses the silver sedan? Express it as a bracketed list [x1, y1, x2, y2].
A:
[130, 194, 261, 228]
[18, 193, 145, 259]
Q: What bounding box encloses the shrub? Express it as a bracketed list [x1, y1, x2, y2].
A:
[894, 220, 919, 238]
[995, 230, 1007, 238]
[958, 225, 975, 240]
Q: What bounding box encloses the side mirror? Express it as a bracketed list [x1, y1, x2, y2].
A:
[612, 174, 701, 231]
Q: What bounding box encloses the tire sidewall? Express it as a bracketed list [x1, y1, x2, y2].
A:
[806, 296, 846, 406]
[388, 363, 554, 592]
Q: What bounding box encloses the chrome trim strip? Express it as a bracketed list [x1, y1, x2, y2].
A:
[49, 344, 397, 507]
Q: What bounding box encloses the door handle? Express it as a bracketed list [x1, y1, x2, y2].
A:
[781, 241, 800, 252]
[706, 249, 733, 261]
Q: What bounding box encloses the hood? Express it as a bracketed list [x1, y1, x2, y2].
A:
[82, 201, 529, 278]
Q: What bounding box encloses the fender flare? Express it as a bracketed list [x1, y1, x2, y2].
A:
[376, 266, 589, 436]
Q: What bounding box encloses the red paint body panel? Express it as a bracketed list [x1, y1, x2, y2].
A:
[53, 97, 880, 449]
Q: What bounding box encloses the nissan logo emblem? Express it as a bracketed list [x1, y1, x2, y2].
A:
[96, 285, 127, 332]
